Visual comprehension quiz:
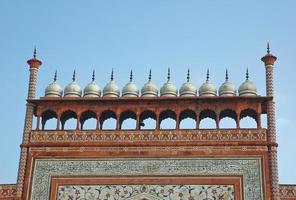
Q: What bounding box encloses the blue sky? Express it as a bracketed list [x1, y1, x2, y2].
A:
[0, 0, 295, 184]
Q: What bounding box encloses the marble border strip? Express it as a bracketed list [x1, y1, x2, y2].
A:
[30, 158, 263, 200]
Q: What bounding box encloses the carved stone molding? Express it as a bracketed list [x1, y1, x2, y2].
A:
[30, 129, 267, 144]
[279, 185, 296, 199]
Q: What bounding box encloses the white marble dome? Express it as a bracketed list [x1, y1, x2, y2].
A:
[64, 71, 82, 97]
[198, 70, 217, 96]
[218, 70, 236, 96]
[122, 71, 139, 97]
[160, 69, 178, 97]
[103, 70, 120, 97]
[238, 69, 257, 96]
[179, 70, 197, 97]
[83, 71, 101, 97]
[44, 71, 63, 97]
[141, 70, 158, 97]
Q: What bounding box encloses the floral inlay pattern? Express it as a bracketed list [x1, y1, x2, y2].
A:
[58, 185, 234, 200]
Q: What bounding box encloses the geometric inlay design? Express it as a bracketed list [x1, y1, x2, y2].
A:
[58, 185, 234, 200]
[30, 158, 263, 200]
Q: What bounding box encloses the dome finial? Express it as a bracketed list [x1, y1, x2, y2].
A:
[92, 70, 95, 81]
[130, 70, 133, 82]
[246, 68, 249, 80]
[267, 42, 270, 54]
[206, 68, 210, 81]
[54, 70, 57, 82]
[187, 69, 190, 82]
[148, 69, 152, 81]
[225, 69, 229, 81]
[167, 68, 171, 81]
[111, 68, 114, 81]
[72, 70, 76, 82]
[33, 46, 37, 59]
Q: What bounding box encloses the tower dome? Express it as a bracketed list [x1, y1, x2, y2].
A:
[44, 71, 63, 97]
[179, 69, 197, 97]
[122, 70, 139, 97]
[160, 68, 178, 97]
[238, 69, 257, 96]
[103, 69, 120, 97]
[64, 70, 82, 97]
[218, 69, 236, 96]
[141, 69, 158, 97]
[83, 70, 101, 97]
[198, 69, 217, 96]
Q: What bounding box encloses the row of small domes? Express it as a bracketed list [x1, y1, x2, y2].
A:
[45, 69, 257, 98]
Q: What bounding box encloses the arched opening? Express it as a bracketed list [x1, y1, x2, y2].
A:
[61, 110, 77, 130]
[179, 109, 196, 129]
[219, 109, 237, 128]
[199, 109, 217, 129]
[160, 109, 176, 129]
[100, 110, 117, 130]
[41, 110, 58, 130]
[119, 110, 137, 130]
[240, 108, 258, 128]
[140, 110, 156, 130]
[80, 110, 97, 130]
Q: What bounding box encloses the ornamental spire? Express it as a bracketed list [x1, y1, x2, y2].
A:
[92, 70, 95, 81]
[148, 69, 152, 81]
[187, 69, 190, 82]
[72, 70, 76, 81]
[267, 42, 270, 54]
[225, 69, 229, 81]
[54, 70, 57, 82]
[206, 68, 210, 81]
[111, 68, 114, 81]
[130, 70, 133, 82]
[167, 68, 171, 81]
[33, 46, 37, 59]
[246, 68, 249, 80]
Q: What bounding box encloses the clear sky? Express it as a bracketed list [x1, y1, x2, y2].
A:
[0, 0, 295, 184]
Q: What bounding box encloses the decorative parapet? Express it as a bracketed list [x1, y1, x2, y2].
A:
[0, 184, 16, 199]
[280, 184, 296, 199]
[29, 129, 267, 145]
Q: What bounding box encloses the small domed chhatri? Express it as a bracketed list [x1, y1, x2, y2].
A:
[179, 69, 197, 97]
[238, 69, 257, 96]
[141, 69, 158, 97]
[64, 70, 82, 97]
[218, 69, 236, 96]
[199, 69, 217, 96]
[122, 70, 139, 97]
[103, 69, 120, 97]
[83, 70, 101, 97]
[44, 71, 63, 97]
[160, 68, 178, 97]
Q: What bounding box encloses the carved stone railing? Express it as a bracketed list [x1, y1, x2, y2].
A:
[0, 184, 16, 199]
[280, 184, 296, 199]
[29, 129, 267, 146]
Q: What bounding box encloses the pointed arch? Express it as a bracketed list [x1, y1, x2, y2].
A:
[219, 109, 237, 128]
[60, 110, 77, 130]
[100, 110, 117, 130]
[199, 109, 217, 129]
[160, 109, 176, 129]
[140, 110, 157, 130]
[41, 110, 58, 130]
[80, 110, 97, 130]
[179, 109, 197, 129]
[119, 110, 137, 130]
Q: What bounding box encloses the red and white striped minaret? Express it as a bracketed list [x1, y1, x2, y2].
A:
[261, 43, 279, 200]
[16, 48, 42, 198]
